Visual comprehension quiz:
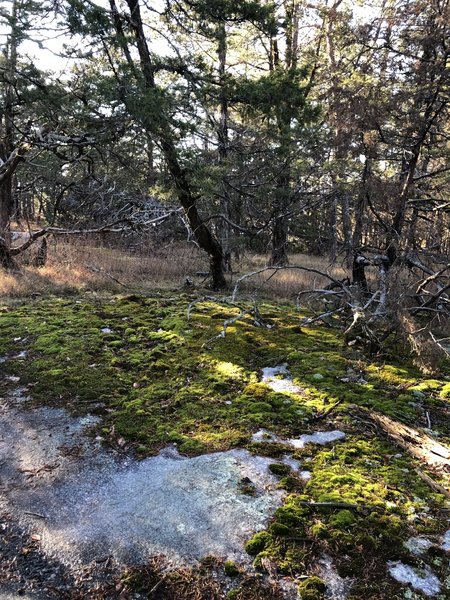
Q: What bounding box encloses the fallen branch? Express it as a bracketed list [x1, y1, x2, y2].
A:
[414, 468, 450, 500]
[361, 410, 450, 470]
[10, 224, 125, 255]
[299, 501, 380, 511]
[10, 211, 180, 256]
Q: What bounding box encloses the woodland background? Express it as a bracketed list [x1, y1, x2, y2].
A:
[0, 0, 449, 365]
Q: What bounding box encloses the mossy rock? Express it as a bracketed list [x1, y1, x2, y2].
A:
[247, 401, 273, 414]
[243, 382, 269, 399]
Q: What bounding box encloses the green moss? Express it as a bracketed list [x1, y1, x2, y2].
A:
[278, 475, 302, 492]
[269, 522, 291, 536]
[440, 382, 450, 398]
[224, 560, 240, 577]
[243, 382, 269, 399]
[330, 510, 356, 528]
[310, 522, 328, 538]
[247, 401, 273, 413]
[297, 576, 326, 600]
[268, 463, 292, 476]
[245, 531, 271, 555]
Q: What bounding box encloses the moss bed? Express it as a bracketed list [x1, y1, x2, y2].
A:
[0, 291, 449, 599]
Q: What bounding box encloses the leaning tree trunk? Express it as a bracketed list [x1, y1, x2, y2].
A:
[116, 0, 227, 290]
[160, 139, 226, 290]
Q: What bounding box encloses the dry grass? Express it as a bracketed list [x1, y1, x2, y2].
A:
[235, 253, 348, 300]
[1, 239, 206, 298]
[0, 236, 349, 300]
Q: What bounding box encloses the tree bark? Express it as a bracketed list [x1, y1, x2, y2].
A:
[0, 0, 20, 269]
[269, 213, 289, 266]
[217, 22, 232, 272]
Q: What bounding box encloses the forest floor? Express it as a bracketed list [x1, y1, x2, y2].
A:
[0, 287, 449, 599]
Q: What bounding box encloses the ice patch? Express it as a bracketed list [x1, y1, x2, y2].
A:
[261, 364, 303, 394]
[0, 405, 284, 567]
[252, 429, 284, 444]
[252, 428, 345, 448]
[289, 430, 346, 448]
[299, 471, 312, 480]
[404, 536, 434, 555]
[441, 530, 450, 552]
[387, 561, 441, 596]
[281, 455, 301, 471]
[318, 554, 353, 599]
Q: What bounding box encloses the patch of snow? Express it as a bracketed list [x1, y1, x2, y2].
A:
[318, 554, 353, 599]
[252, 429, 284, 444]
[404, 537, 434, 556]
[299, 471, 312, 480]
[387, 561, 441, 596]
[100, 327, 112, 334]
[252, 428, 345, 449]
[441, 530, 450, 552]
[261, 364, 303, 394]
[14, 351, 27, 359]
[281, 455, 301, 471]
[289, 430, 346, 448]
[0, 405, 284, 567]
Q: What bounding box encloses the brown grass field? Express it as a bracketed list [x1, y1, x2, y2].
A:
[0, 235, 348, 300]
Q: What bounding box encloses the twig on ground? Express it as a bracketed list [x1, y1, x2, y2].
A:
[310, 399, 345, 422]
[23, 511, 46, 519]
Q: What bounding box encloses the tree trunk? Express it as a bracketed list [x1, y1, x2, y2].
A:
[217, 22, 232, 272]
[269, 214, 289, 266]
[0, 0, 19, 268]
[352, 253, 369, 294]
[0, 235, 16, 269]
[160, 138, 226, 289]
[120, 0, 226, 289]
